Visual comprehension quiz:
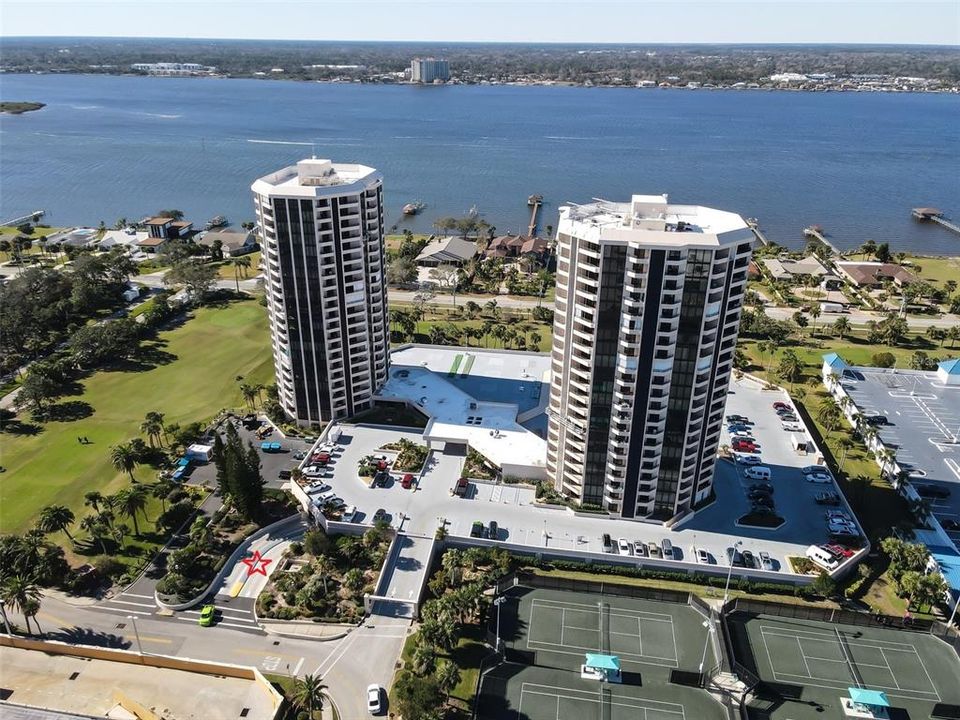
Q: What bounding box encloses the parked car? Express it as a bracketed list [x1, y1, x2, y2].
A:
[728, 424, 750, 433]
[744, 466, 771, 481]
[802, 465, 826, 475]
[303, 465, 326, 477]
[751, 504, 776, 516]
[726, 414, 750, 423]
[648, 542, 662, 558]
[865, 415, 888, 426]
[824, 543, 855, 559]
[778, 414, 799, 423]
[278, 469, 292, 480]
[916, 484, 950, 499]
[454, 477, 469, 496]
[470, 521, 484, 538]
[730, 430, 755, 440]
[741, 550, 756, 568]
[772, 402, 790, 410]
[341, 505, 357, 523]
[634, 541, 649, 557]
[726, 546, 744, 567]
[750, 482, 774, 495]
[488, 521, 499, 540]
[695, 547, 710, 564]
[732, 439, 757, 451]
[815, 492, 841, 505]
[367, 684, 382, 715]
[758, 551, 773, 570]
[374, 508, 389, 524]
[618, 538, 632, 556]
[825, 509, 853, 522]
[782, 423, 804, 432]
[808, 473, 833, 484]
[602, 533, 613, 553]
[306, 482, 330, 494]
[751, 494, 775, 508]
[737, 454, 763, 465]
[401, 473, 415, 489]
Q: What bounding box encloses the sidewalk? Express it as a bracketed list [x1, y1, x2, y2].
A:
[260, 620, 355, 641]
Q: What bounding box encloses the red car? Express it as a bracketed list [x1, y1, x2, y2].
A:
[825, 543, 855, 558]
[401, 473, 415, 489]
[732, 440, 757, 453]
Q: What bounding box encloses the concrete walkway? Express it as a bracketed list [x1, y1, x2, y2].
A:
[261, 621, 355, 640]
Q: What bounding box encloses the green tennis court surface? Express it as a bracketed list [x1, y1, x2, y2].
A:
[728, 612, 960, 720]
[476, 586, 728, 720]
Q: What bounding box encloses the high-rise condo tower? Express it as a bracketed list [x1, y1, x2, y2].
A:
[252, 159, 389, 425]
[546, 194, 754, 520]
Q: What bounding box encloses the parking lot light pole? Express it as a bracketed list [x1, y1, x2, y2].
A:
[493, 596, 506, 653]
[698, 620, 714, 675]
[127, 615, 144, 662]
[722, 540, 743, 604]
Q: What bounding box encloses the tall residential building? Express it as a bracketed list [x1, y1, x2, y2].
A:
[546, 195, 755, 521]
[410, 57, 450, 83]
[251, 159, 389, 426]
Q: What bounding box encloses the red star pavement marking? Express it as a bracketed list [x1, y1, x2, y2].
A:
[240, 549, 272, 578]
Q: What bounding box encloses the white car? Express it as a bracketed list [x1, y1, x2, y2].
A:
[367, 684, 382, 715]
[730, 429, 753, 438]
[743, 466, 772, 480]
[782, 423, 804, 432]
[758, 551, 774, 570]
[736, 454, 763, 465]
[802, 465, 827, 475]
[618, 538, 632, 556]
[306, 482, 330, 494]
[695, 547, 710, 564]
[808, 473, 833, 484]
[829, 522, 859, 537]
[342, 504, 357, 522]
[302, 465, 327, 477]
[825, 510, 852, 521]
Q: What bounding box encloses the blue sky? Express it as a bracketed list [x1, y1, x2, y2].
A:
[2, 0, 958, 45]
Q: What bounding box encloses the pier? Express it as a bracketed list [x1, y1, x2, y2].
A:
[913, 207, 960, 235]
[527, 194, 543, 236]
[745, 217, 771, 246]
[803, 225, 841, 255]
[1, 210, 45, 227]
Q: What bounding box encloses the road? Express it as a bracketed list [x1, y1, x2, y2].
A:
[7, 593, 410, 719]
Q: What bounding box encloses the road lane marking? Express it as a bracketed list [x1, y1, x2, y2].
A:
[104, 599, 157, 609]
[230, 581, 244, 597]
[139, 635, 173, 644]
[121, 593, 157, 600]
[89, 606, 152, 617]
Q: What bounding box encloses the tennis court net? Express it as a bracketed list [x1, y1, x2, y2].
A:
[836, 628, 864, 687]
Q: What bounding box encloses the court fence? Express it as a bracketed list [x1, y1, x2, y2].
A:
[724, 597, 960, 657]
[511, 569, 692, 605]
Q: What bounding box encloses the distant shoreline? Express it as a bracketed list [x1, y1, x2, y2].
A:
[0, 101, 45, 115]
[5, 72, 959, 95]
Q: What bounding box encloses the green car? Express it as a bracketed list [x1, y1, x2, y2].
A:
[199, 604, 216, 627]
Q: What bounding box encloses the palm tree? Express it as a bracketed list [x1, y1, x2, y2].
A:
[37, 505, 76, 542]
[140, 411, 165, 447]
[110, 442, 139, 481]
[84, 491, 104, 514]
[313, 555, 332, 594]
[112, 522, 130, 549]
[115, 485, 148, 536]
[239, 382, 258, 409]
[152, 478, 174, 512]
[441, 549, 462, 587]
[231, 256, 251, 291]
[292, 673, 327, 719]
[80, 515, 110, 554]
[436, 660, 462, 701]
[832, 316, 851, 339]
[411, 639, 437, 675]
[1, 575, 41, 634]
[837, 437, 855, 470]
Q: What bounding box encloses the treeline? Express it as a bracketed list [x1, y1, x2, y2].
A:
[3, 38, 959, 84]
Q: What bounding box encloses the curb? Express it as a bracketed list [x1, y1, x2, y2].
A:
[261, 625, 352, 642]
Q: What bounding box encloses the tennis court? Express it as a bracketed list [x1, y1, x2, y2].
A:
[476, 586, 728, 720]
[728, 612, 960, 720]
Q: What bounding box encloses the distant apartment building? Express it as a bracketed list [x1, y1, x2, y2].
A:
[130, 62, 216, 76]
[546, 194, 754, 521]
[251, 159, 389, 426]
[410, 57, 450, 83]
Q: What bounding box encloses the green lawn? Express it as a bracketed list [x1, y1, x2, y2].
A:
[215, 250, 262, 280]
[1, 300, 273, 536]
[903, 254, 960, 288]
[0, 225, 69, 238]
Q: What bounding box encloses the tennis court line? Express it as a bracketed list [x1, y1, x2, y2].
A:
[530, 597, 675, 622]
[768, 668, 941, 701]
[518, 681, 686, 719]
[761, 627, 927, 656]
[758, 623, 921, 652]
[525, 637, 680, 667]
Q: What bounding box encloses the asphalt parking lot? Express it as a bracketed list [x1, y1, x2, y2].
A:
[838, 367, 960, 548]
[302, 375, 863, 577]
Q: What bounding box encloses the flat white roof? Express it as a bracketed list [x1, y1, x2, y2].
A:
[559, 193, 753, 248]
[378, 346, 550, 471]
[251, 158, 381, 199]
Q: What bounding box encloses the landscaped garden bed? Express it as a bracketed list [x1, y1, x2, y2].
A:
[382, 438, 429, 472]
[463, 447, 497, 481]
[256, 524, 391, 622]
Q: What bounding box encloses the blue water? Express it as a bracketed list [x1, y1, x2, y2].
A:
[1, 74, 958, 253]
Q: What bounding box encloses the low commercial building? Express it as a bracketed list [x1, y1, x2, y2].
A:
[415, 236, 476, 267]
[835, 261, 917, 288]
[761, 255, 828, 282]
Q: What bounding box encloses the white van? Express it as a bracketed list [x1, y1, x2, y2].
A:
[806, 544, 839, 570]
[743, 466, 771, 481]
[820, 302, 845, 314]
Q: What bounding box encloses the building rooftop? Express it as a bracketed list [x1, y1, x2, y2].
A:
[762, 255, 828, 280]
[377, 346, 550, 473]
[251, 158, 381, 198]
[559, 194, 753, 247]
[415, 236, 477, 264]
[137, 236, 167, 247]
[144, 216, 173, 225]
[835, 261, 917, 286]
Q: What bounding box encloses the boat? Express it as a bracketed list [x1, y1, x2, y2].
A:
[205, 215, 227, 229]
[402, 201, 425, 216]
[467, 204, 479, 217]
[528, 194, 543, 206]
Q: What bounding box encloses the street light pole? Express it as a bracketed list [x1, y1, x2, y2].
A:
[722, 540, 743, 604]
[493, 596, 506, 654]
[698, 620, 714, 675]
[128, 615, 144, 662]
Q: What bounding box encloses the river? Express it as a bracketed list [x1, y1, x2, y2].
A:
[1, 74, 958, 253]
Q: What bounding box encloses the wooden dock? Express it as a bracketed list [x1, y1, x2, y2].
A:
[913, 207, 960, 235]
[527, 194, 543, 236]
[746, 217, 771, 246]
[1, 210, 45, 227]
[803, 225, 841, 255]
